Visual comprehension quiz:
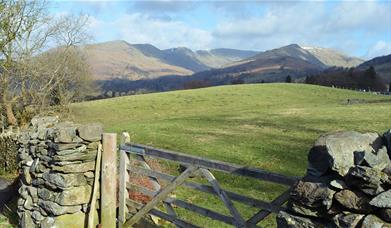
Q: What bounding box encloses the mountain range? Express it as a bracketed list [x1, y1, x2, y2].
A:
[81, 41, 364, 82]
[82, 40, 258, 80]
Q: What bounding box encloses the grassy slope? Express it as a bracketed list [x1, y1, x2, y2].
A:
[71, 83, 391, 227]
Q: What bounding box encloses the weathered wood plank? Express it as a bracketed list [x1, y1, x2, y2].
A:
[123, 166, 198, 227]
[87, 144, 102, 228]
[126, 182, 157, 196]
[247, 189, 291, 225]
[200, 168, 246, 228]
[126, 200, 199, 228]
[120, 143, 298, 185]
[118, 150, 130, 226]
[165, 197, 235, 225]
[127, 190, 235, 226]
[101, 133, 117, 228]
[129, 166, 283, 212]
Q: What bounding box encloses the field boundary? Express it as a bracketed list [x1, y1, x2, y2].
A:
[116, 132, 299, 228]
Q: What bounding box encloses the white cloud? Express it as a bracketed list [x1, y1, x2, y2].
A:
[366, 41, 391, 59]
[82, 0, 390, 58]
[88, 13, 213, 50]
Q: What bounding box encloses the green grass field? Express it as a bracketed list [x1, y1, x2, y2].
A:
[71, 83, 391, 227]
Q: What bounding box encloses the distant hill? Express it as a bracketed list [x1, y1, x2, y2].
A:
[84, 42, 366, 95]
[189, 44, 328, 84]
[82, 40, 258, 80]
[356, 54, 391, 83]
[82, 41, 192, 80]
[302, 46, 363, 68]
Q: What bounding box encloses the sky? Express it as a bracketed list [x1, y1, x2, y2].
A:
[49, 0, 391, 60]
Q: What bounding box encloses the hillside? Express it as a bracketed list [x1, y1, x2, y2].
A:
[357, 54, 391, 83]
[302, 46, 363, 67]
[82, 40, 257, 80]
[190, 44, 327, 84]
[83, 41, 193, 80]
[71, 83, 391, 227]
[188, 44, 364, 85]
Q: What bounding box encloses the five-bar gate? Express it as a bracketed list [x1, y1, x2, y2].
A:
[117, 132, 298, 228]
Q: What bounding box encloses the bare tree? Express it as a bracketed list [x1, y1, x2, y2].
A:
[0, 0, 95, 127]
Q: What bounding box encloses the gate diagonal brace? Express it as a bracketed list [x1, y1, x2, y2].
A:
[123, 165, 198, 227]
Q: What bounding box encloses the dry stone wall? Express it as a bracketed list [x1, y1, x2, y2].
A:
[0, 130, 19, 174]
[17, 117, 103, 228]
[277, 130, 391, 228]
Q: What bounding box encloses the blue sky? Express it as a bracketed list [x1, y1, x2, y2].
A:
[49, 0, 391, 60]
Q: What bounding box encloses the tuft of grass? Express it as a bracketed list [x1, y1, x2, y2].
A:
[71, 83, 391, 227]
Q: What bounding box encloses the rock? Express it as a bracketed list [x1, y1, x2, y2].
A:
[27, 186, 38, 203]
[55, 126, 82, 143]
[361, 214, 391, 228]
[20, 211, 34, 228]
[56, 185, 92, 206]
[87, 141, 100, 149]
[23, 195, 34, 210]
[354, 146, 391, 170]
[77, 124, 103, 142]
[55, 145, 87, 156]
[330, 179, 348, 190]
[380, 209, 391, 222]
[345, 166, 389, 195]
[84, 171, 94, 179]
[48, 142, 82, 151]
[23, 167, 32, 185]
[54, 211, 99, 228]
[52, 161, 96, 173]
[307, 131, 383, 177]
[40, 217, 55, 228]
[370, 190, 391, 208]
[332, 213, 364, 228]
[52, 150, 97, 162]
[276, 211, 326, 228]
[334, 189, 372, 213]
[31, 211, 44, 221]
[38, 200, 81, 216]
[290, 181, 335, 210]
[31, 116, 58, 129]
[287, 201, 325, 217]
[37, 188, 58, 202]
[43, 172, 87, 189]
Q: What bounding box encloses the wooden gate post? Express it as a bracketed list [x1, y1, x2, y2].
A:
[101, 133, 117, 228]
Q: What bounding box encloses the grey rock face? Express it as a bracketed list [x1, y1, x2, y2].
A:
[370, 190, 391, 208]
[43, 172, 87, 189]
[332, 213, 364, 228]
[39, 200, 81, 216]
[334, 189, 372, 213]
[52, 161, 96, 173]
[307, 131, 383, 177]
[345, 166, 389, 195]
[361, 214, 391, 228]
[290, 181, 335, 210]
[276, 211, 325, 228]
[56, 185, 92, 206]
[355, 146, 391, 170]
[77, 124, 103, 142]
[55, 126, 82, 143]
[21, 211, 34, 228]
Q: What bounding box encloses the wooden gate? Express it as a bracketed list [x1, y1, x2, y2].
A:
[118, 133, 298, 228]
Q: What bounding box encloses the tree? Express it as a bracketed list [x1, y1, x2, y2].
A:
[285, 75, 292, 83]
[389, 81, 391, 93]
[0, 0, 94, 127]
